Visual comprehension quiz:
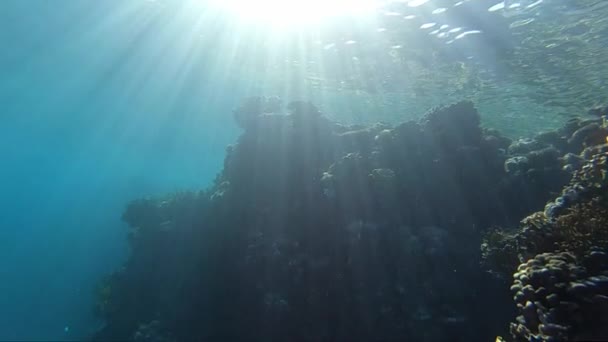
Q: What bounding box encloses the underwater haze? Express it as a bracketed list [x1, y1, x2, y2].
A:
[1, 0, 608, 341]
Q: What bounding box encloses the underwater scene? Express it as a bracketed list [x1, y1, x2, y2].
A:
[1, 0, 608, 341]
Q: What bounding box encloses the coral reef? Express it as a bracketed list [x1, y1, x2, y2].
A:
[93, 192, 211, 340]
[509, 251, 608, 341]
[93, 97, 608, 342]
[483, 146, 608, 340]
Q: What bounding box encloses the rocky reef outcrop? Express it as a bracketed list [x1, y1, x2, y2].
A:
[93, 97, 608, 342]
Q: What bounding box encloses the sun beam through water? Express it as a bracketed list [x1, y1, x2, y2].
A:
[207, 0, 380, 27]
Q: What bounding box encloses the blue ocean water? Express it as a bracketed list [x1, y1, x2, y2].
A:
[2, 0, 608, 340]
[1, 2, 240, 339]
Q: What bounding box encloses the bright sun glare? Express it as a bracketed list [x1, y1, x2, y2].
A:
[209, 0, 379, 27]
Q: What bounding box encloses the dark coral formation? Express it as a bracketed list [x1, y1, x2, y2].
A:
[94, 192, 211, 339]
[483, 145, 608, 340]
[94, 97, 608, 341]
[483, 151, 608, 274]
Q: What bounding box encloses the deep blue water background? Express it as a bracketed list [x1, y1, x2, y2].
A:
[0, 1, 242, 339]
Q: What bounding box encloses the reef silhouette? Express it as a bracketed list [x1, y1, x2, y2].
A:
[93, 98, 608, 341]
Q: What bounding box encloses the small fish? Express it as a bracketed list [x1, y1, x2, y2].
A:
[407, 0, 430, 7]
[455, 30, 483, 39]
[488, 1, 505, 12]
[526, 0, 542, 8]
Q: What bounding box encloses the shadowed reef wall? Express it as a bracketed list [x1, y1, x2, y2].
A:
[93, 99, 608, 342]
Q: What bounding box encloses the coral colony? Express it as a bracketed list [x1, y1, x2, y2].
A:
[94, 98, 608, 342]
